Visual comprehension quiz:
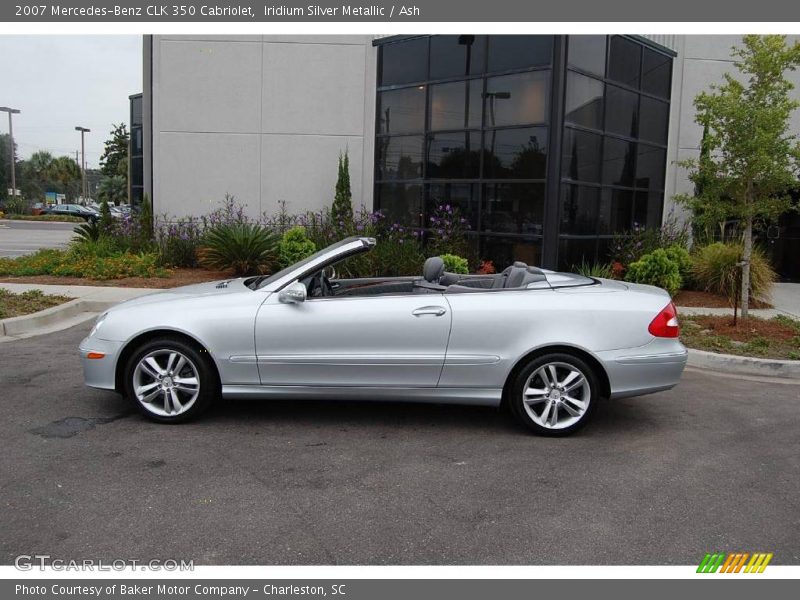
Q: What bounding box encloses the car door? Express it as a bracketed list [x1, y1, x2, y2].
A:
[254, 291, 452, 387]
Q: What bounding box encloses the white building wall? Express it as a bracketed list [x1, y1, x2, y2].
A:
[149, 34, 376, 219]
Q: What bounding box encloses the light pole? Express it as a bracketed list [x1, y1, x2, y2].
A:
[75, 126, 90, 202]
[0, 107, 21, 201]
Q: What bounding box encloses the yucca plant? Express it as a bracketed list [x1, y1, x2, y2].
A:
[199, 223, 279, 275]
[73, 220, 102, 243]
[574, 260, 613, 279]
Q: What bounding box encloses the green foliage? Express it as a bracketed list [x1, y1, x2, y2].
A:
[0, 288, 71, 319]
[664, 244, 693, 284]
[574, 260, 613, 279]
[199, 223, 279, 276]
[278, 226, 317, 268]
[440, 254, 469, 274]
[97, 174, 127, 205]
[331, 151, 353, 228]
[3, 195, 27, 214]
[139, 194, 154, 241]
[99, 199, 114, 233]
[72, 220, 102, 243]
[690, 242, 777, 306]
[608, 218, 690, 268]
[4, 213, 83, 222]
[0, 248, 167, 280]
[99, 123, 129, 180]
[624, 249, 682, 296]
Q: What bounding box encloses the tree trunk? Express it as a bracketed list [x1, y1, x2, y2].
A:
[741, 212, 753, 320]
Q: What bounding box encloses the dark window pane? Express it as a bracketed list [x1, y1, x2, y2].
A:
[482, 183, 545, 235]
[607, 36, 641, 89]
[376, 136, 424, 180]
[427, 131, 481, 178]
[565, 71, 604, 130]
[485, 70, 549, 127]
[426, 183, 479, 231]
[131, 127, 143, 157]
[562, 128, 602, 183]
[377, 87, 426, 134]
[484, 127, 547, 179]
[635, 143, 666, 190]
[602, 137, 636, 187]
[634, 190, 664, 229]
[130, 187, 143, 207]
[481, 235, 542, 269]
[375, 182, 423, 226]
[639, 96, 669, 144]
[429, 80, 482, 131]
[430, 35, 486, 79]
[599, 188, 634, 234]
[131, 157, 143, 187]
[604, 84, 639, 138]
[487, 35, 552, 72]
[567, 35, 606, 77]
[130, 97, 143, 126]
[560, 185, 600, 235]
[642, 48, 672, 98]
[557, 238, 599, 272]
[379, 38, 428, 86]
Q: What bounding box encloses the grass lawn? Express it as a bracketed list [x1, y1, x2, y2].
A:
[681, 314, 800, 360]
[0, 289, 73, 319]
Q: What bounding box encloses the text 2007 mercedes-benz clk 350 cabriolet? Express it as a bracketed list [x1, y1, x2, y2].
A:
[80, 236, 687, 436]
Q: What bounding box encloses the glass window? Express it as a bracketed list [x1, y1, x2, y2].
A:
[642, 48, 672, 98]
[427, 131, 481, 179]
[602, 137, 636, 187]
[634, 190, 664, 229]
[131, 157, 143, 186]
[598, 188, 634, 234]
[131, 127, 143, 156]
[426, 183, 480, 231]
[562, 128, 602, 183]
[130, 97, 143, 126]
[485, 71, 549, 127]
[560, 185, 600, 235]
[429, 80, 483, 131]
[567, 36, 606, 77]
[482, 183, 545, 235]
[430, 35, 486, 79]
[487, 35, 552, 73]
[375, 182, 423, 226]
[565, 71, 604, 130]
[635, 143, 666, 190]
[481, 235, 542, 269]
[604, 84, 639, 138]
[484, 127, 547, 180]
[639, 96, 669, 145]
[377, 87, 426, 134]
[607, 36, 641, 89]
[379, 38, 428, 86]
[557, 238, 599, 272]
[376, 136, 424, 180]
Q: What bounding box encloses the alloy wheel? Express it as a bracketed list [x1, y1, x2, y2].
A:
[132, 349, 200, 417]
[521, 361, 591, 430]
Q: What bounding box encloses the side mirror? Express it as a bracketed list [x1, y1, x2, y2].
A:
[278, 281, 307, 304]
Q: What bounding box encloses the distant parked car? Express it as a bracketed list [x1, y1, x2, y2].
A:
[42, 204, 100, 222]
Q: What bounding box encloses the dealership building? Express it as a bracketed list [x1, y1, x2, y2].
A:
[138, 34, 800, 278]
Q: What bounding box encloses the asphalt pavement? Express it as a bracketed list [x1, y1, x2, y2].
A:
[1, 322, 798, 565]
[0, 219, 77, 257]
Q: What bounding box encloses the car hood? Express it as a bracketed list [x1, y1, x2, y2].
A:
[108, 278, 253, 311]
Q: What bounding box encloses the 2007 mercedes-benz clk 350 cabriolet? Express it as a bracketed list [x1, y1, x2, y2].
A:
[80, 236, 687, 436]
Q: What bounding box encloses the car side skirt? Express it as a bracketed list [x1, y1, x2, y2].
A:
[221, 385, 503, 407]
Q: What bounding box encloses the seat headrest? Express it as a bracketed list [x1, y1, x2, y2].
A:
[423, 257, 445, 283]
[505, 265, 529, 288]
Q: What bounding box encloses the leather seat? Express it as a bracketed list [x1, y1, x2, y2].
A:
[413, 257, 446, 294]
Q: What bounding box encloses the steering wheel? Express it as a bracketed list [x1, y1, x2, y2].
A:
[307, 270, 333, 298]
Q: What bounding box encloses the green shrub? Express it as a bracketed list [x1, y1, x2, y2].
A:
[99, 199, 114, 234]
[199, 223, 279, 275]
[691, 242, 776, 304]
[440, 253, 469, 274]
[73, 220, 102, 243]
[574, 260, 613, 279]
[278, 226, 317, 268]
[624, 248, 682, 296]
[5, 214, 84, 222]
[70, 236, 122, 258]
[0, 248, 167, 280]
[664, 244, 692, 284]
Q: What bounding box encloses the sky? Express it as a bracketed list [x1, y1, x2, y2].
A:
[0, 35, 142, 169]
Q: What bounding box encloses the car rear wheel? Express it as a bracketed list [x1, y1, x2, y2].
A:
[124, 337, 217, 423]
[508, 353, 599, 436]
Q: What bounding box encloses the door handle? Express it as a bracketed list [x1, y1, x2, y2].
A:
[412, 306, 447, 317]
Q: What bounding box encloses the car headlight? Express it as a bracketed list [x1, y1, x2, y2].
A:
[89, 312, 108, 337]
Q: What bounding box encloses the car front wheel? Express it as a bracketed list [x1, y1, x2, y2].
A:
[124, 337, 217, 423]
[508, 353, 599, 436]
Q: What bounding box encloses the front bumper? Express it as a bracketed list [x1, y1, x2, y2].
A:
[79, 336, 124, 390]
[598, 338, 688, 399]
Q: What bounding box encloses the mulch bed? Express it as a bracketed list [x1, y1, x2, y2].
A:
[681, 314, 800, 360]
[673, 289, 773, 309]
[0, 268, 233, 289]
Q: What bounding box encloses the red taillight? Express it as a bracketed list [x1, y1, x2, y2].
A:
[648, 302, 680, 338]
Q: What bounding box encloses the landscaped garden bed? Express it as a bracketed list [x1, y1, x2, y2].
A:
[681, 314, 800, 360]
[0, 268, 231, 289]
[1, 214, 84, 223]
[0, 289, 73, 319]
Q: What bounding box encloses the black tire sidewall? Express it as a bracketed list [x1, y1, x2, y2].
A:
[509, 353, 599, 436]
[124, 337, 217, 423]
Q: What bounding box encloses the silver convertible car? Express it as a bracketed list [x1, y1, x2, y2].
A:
[80, 236, 687, 435]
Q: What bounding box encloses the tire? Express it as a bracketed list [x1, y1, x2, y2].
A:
[123, 336, 218, 423]
[508, 352, 600, 436]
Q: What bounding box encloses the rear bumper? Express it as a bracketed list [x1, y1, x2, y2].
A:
[79, 336, 124, 390]
[598, 339, 688, 399]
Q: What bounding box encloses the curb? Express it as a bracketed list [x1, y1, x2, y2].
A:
[687, 348, 800, 380]
[0, 298, 112, 337]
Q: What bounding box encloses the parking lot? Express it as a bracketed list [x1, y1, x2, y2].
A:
[1, 322, 798, 565]
[0, 220, 76, 257]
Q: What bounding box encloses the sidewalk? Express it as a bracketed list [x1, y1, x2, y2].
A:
[0, 282, 161, 303]
[678, 282, 799, 320]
